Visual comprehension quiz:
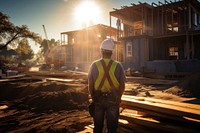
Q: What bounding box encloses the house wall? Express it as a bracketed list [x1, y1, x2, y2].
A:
[146, 59, 200, 73]
[150, 36, 186, 60]
[123, 37, 150, 69]
[194, 34, 200, 59]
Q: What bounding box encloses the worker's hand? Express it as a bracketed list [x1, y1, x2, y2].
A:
[89, 98, 93, 103]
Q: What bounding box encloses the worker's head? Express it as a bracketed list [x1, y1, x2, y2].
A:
[100, 39, 115, 58]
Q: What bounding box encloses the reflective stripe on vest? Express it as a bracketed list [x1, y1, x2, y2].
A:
[94, 59, 119, 92]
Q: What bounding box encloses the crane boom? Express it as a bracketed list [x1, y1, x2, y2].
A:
[42, 25, 48, 40]
[42, 25, 50, 57]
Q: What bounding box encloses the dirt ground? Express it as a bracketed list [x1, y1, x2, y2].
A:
[0, 72, 92, 133]
[0, 71, 200, 132]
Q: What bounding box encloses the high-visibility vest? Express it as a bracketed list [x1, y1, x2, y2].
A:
[94, 59, 119, 92]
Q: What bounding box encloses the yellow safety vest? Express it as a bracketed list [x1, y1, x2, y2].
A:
[94, 59, 119, 92]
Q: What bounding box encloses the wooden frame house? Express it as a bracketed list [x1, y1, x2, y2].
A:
[110, 0, 200, 73]
[60, 24, 122, 71]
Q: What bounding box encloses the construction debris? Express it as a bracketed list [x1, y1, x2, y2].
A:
[165, 71, 200, 98]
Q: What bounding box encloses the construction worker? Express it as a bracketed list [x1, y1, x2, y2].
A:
[88, 38, 126, 133]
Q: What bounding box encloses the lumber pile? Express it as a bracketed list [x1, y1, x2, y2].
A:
[119, 95, 200, 133]
[0, 74, 27, 82]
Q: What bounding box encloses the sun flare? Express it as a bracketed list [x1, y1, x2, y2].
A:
[75, 1, 101, 27]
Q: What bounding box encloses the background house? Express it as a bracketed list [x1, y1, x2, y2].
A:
[59, 24, 123, 71]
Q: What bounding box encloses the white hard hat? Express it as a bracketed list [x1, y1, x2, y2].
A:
[100, 39, 115, 51]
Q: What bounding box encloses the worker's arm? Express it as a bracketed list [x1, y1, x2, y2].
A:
[118, 63, 126, 98]
[119, 81, 125, 98]
[88, 80, 94, 101]
[88, 63, 96, 102]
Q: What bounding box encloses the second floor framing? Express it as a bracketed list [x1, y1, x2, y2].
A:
[60, 24, 118, 46]
[153, 0, 200, 36]
[109, 0, 200, 39]
[110, 2, 153, 38]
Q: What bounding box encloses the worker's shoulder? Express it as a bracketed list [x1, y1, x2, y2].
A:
[90, 59, 101, 68]
[112, 59, 122, 65]
[112, 59, 119, 63]
[92, 59, 102, 64]
[92, 59, 121, 65]
[112, 60, 124, 70]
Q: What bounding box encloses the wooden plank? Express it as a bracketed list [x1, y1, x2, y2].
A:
[120, 114, 199, 133]
[121, 97, 200, 120]
[118, 127, 133, 133]
[77, 128, 93, 133]
[68, 70, 88, 75]
[122, 96, 200, 124]
[121, 97, 200, 119]
[0, 77, 32, 83]
[123, 95, 200, 110]
[73, 124, 93, 133]
[119, 122, 152, 133]
[120, 105, 198, 124]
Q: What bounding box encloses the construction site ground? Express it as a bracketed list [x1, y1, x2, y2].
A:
[0, 70, 200, 132]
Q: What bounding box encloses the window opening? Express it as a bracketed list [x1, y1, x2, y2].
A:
[126, 42, 133, 57]
[169, 47, 179, 59]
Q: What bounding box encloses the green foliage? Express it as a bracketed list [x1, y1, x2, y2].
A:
[16, 39, 34, 62]
[40, 39, 60, 56]
[0, 12, 42, 50]
[0, 12, 14, 41]
[40, 39, 49, 55]
[0, 11, 43, 68]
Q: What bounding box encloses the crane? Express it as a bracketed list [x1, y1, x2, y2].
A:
[42, 25, 49, 40]
[42, 25, 53, 69]
[42, 25, 50, 56]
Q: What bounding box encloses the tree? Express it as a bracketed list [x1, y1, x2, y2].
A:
[15, 39, 34, 63]
[40, 38, 60, 56]
[35, 50, 45, 64]
[0, 12, 41, 50]
[40, 39, 49, 56]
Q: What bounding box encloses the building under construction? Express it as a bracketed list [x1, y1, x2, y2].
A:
[60, 24, 123, 70]
[110, 0, 200, 74]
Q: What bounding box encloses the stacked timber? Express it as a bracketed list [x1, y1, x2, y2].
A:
[119, 95, 200, 133]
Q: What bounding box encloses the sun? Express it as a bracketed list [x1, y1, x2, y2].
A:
[75, 1, 101, 27]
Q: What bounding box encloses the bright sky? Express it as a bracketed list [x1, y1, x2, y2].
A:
[0, 0, 195, 52]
